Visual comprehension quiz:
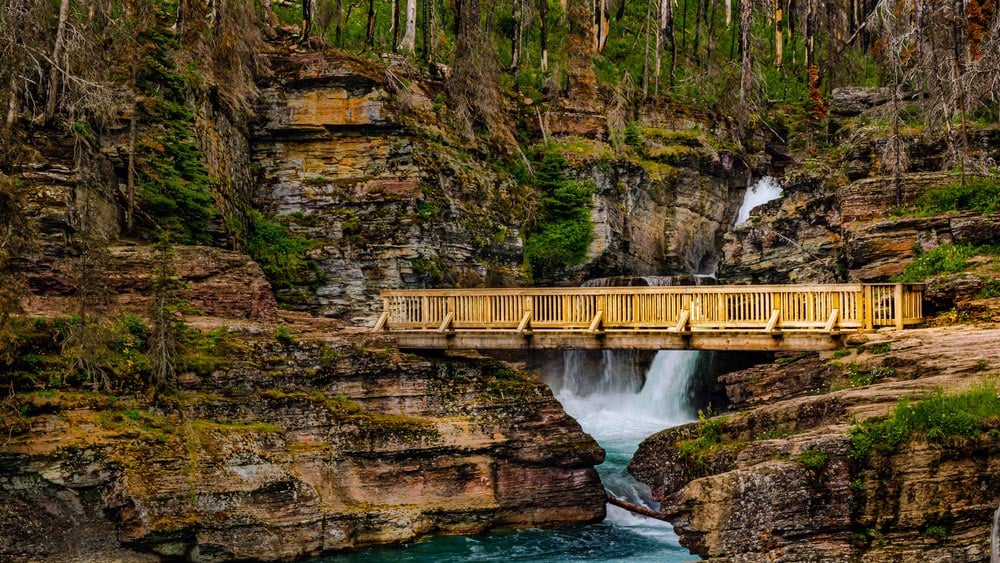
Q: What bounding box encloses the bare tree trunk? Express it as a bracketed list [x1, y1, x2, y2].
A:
[392, 0, 401, 52]
[725, 0, 731, 27]
[335, 0, 344, 45]
[43, 0, 72, 125]
[366, 0, 377, 46]
[706, 0, 717, 67]
[400, 0, 417, 53]
[804, 0, 813, 71]
[664, 0, 676, 86]
[694, 0, 704, 62]
[300, 0, 313, 44]
[738, 0, 753, 106]
[642, 0, 652, 98]
[428, 0, 436, 61]
[512, 0, 522, 73]
[655, 0, 663, 95]
[595, 0, 610, 51]
[5, 76, 16, 128]
[541, 0, 549, 72]
[616, 0, 628, 20]
[774, 0, 784, 68]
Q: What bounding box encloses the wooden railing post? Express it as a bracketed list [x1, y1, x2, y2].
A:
[863, 285, 874, 331]
[892, 283, 906, 330]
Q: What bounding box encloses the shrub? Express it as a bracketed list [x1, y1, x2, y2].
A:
[274, 324, 294, 345]
[795, 449, 829, 471]
[915, 176, 1000, 216]
[893, 244, 979, 282]
[849, 382, 1000, 463]
[523, 150, 594, 283]
[246, 210, 319, 290]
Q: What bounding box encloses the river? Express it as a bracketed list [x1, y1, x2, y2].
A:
[322, 350, 700, 562]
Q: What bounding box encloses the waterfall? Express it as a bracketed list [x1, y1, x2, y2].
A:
[557, 348, 701, 485]
[735, 176, 783, 225]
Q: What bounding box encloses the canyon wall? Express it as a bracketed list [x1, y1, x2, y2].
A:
[1, 338, 606, 562]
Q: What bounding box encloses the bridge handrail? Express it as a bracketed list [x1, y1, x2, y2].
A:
[379, 283, 924, 333]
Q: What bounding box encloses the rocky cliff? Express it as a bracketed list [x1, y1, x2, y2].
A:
[720, 91, 1000, 286]
[1, 335, 605, 562]
[630, 324, 1000, 561]
[252, 53, 751, 319]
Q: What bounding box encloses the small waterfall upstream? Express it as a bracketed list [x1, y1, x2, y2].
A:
[735, 176, 783, 225]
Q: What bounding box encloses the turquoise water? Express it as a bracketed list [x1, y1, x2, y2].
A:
[320, 351, 700, 563]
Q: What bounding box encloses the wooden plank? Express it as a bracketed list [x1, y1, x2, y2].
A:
[588, 310, 604, 334]
[517, 311, 533, 334]
[765, 309, 781, 333]
[372, 311, 390, 332]
[392, 330, 845, 352]
[672, 309, 690, 332]
[379, 283, 923, 335]
[824, 308, 840, 333]
[437, 312, 455, 333]
[894, 283, 904, 330]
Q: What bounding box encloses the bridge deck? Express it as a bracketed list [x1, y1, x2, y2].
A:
[374, 283, 924, 351]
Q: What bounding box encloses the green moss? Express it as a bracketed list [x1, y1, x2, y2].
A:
[794, 449, 829, 471]
[677, 411, 730, 467]
[867, 342, 892, 354]
[190, 419, 283, 434]
[832, 348, 853, 359]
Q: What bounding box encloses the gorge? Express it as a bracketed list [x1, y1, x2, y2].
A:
[2, 1, 1000, 562]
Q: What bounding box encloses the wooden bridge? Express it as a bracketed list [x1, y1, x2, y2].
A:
[373, 283, 924, 352]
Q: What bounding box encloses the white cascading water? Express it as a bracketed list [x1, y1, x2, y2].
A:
[735, 176, 783, 225]
[554, 349, 701, 561]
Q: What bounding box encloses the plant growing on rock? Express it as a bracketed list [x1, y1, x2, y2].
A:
[849, 382, 1000, 463]
[523, 150, 594, 284]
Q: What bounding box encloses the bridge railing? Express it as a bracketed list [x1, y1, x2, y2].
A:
[379, 283, 924, 333]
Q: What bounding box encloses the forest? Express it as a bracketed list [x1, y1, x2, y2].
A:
[0, 0, 998, 394]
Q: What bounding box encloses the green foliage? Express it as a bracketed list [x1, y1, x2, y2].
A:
[832, 348, 853, 359]
[245, 210, 319, 290]
[849, 382, 1000, 463]
[977, 279, 1000, 299]
[893, 244, 982, 282]
[624, 122, 643, 147]
[794, 449, 830, 471]
[523, 150, 594, 283]
[415, 200, 438, 219]
[274, 324, 294, 345]
[867, 342, 892, 355]
[925, 524, 950, 540]
[177, 327, 234, 377]
[677, 410, 729, 467]
[133, 26, 216, 244]
[915, 176, 1000, 216]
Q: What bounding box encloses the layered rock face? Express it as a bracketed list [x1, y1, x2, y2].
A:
[23, 244, 277, 321]
[253, 54, 529, 321]
[630, 327, 1000, 561]
[719, 90, 1000, 284]
[585, 147, 749, 279]
[0, 338, 605, 562]
[253, 52, 752, 317]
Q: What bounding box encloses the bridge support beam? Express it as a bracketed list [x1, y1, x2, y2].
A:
[393, 330, 845, 352]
